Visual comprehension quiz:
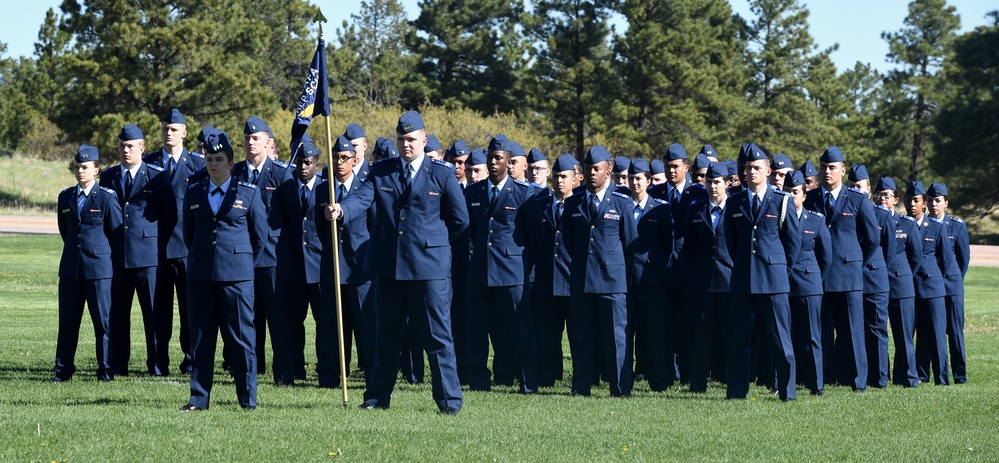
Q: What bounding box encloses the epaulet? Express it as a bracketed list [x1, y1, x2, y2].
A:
[147, 164, 164, 172]
[688, 183, 706, 190]
[432, 159, 453, 169]
[530, 182, 543, 189]
[772, 188, 789, 196]
[512, 178, 529, 186]
[769, 184, 780, 191]
[689, 199, 704, 206]
[239, 181, 258, 190]
[272, 159, 289, 169]
[810, 210, 824, 218]
[876, 205, 891, 212]
[902, 215, 916, 222]
[652, 198, 668, 205]
[848, 187, 864, 195]
[952, 217, 964, 224]
[374, 157, 394, 164]
[188, 180, 205, 190]
[612, 190, 631, 199]
[63, 186, 76, 194]
[190, 152, 205, 159]
[100, 186, 116, 196]
[929, 217, 943, 223]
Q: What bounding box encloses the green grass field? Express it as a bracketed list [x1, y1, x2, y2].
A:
[0, 234, 997, 461]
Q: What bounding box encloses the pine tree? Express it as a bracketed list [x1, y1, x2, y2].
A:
[880, 0, 960, 179]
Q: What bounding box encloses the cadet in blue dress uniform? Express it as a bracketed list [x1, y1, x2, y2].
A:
[784, 171, 831, 395]
[677, 162, 732, 392]
[650, 159, 666, 185]
[612, 156, 630, 189]
[848, 164, 893, 388]
[54, 145, 123, 382]
[270, 140, 326, 385]
[623, 159, 673, 391]
[803, 147, 878, 391]
[101, 124, 175, 376]
[231, 117, 293, 377]
[533, 154, 579, 387]
[424, 134, 443, 160]
[926, 182, 969, 383]
[690, 153, 710, 186]
[464, 135, 543, 393]
[769, 154, 795, 191]
[874, 177, 921, 387]
[903, 181, 951, 385]
[180, 131, 267, 411]
[527, 147, 552, 191]
[316, 137, 376, 387]
[799, 160, 819, 191]
[723, 145, 800, 401]
[328, 111, 469, 415]
[445, 140, 471, 384]
[562, 146, 639, 397]
[144, 109, 205, 375]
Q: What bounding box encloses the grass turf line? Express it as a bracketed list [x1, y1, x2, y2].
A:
[0, 234, 996, 461]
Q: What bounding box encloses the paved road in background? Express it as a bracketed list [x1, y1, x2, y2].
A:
[2, 215, 999, 267]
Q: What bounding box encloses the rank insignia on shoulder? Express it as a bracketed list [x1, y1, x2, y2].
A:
[689, 199, 704, 206]
[902, 215, 916, 222]
[953, 217, 964, 224]
[272, 160, 289, 168]
[190, 152, 204, 159]
[612, 190, 630, 199]
[239, 182, 258, 189]
[432, 159, 453, 168]
[147, 164, 164, 172]
[100, 186, 116, 195]
[811, 211, 824, 218]
[930, 217, 942, 223]
[653, 198, 667, 205]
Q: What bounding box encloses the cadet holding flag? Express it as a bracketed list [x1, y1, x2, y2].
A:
[54, 145, 123, 382]
[327, 111, 468, 415]
[562, 146, 638, 397]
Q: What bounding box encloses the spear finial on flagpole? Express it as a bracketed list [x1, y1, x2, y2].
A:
[313, 7, 328, 36]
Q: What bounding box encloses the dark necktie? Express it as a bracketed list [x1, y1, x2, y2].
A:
[301, 185, 309, 210]
[752, 194, 761, 219]
[555, 201, 563, 223]
[490, 185, 499, 211]
[824, 192, 834, 224]
[250, 168, 259, 185]
[670, 187, 679, 209]
[124, 170, 133, 197]
[337, 184, 347, 203]
[168, 157, 177, 179]
[589, 194, 599, 219]
[403, 164, 413, 191]
[77, 191, 86, 218]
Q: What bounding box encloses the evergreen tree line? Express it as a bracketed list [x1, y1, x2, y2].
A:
[0, 0, 995, 216]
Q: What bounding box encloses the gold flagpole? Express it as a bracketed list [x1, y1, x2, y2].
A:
[314, 13, 348, 407]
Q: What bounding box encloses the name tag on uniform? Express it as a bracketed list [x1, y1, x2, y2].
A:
[841, 212, 853, 216]
[190, 204, 199, 209]
[264, 186, 276, 190]
[804, 230, 815, 234]
[604, 213, 620, 221]
[734, 213, 743, 218]
[924, 237, 933, 241]
[61, 208, 70, 213]
[572, 213, 582, 218]
[319, 202, 328, 207]
[503, 206, 516, 210]
[141, 189, 152, 193]
[380, 186, 394, 192]
[428, 191, 439, 196]
[896, 233, 907, 238]
[471, 202, 481, 207]
[693, 218, 704, 223]
[89, 209, 101, 213]
[765, 214, 777, 219]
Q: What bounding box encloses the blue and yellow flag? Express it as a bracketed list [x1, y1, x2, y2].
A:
[289, 38, 329, 163]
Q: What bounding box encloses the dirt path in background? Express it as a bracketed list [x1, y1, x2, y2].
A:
[2, 215, 999, 267]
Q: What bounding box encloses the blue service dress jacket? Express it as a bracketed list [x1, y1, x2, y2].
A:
[535, 194, 573, 297]
[628, 198, 674, 288]
[143, 149, 205, 259]
[942, 214, 970, 295]
[465, 178, 543, 287]
[231, 157, 292, 268]
[100, 162, 176, 269]
[789, 209, 832, 298]
[183, 179, 268, 282]
[886, 208, 921, 300]
[58, 185, 123, 279]
[724, 188, 801, 294]
[677, 198, 733, 293]
[338, 157, 469, 281]
[909, 216, 950, 300]
[315, 179, 373, 285]
[561, 186, 639, 294]
[271, 177, 324, 284]
[803, 186, 880, 292]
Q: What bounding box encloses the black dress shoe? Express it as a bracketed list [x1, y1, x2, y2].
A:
[358, 402, 388, 410]
[51, 376, 69, 383]
[810, 389, 824, 397]
[570, 390, 590, 397]
[179, 403, 206, 412]
[242, 406, 256, 411]
[440, 407, 459, 416]
[274, 380, 293, 387]
[98, 376, 114, 382]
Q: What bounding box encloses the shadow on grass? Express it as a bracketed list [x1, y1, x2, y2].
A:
[0, 189, 57, 212]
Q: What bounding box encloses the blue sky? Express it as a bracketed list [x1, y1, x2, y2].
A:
[1, 0, 995, 74]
